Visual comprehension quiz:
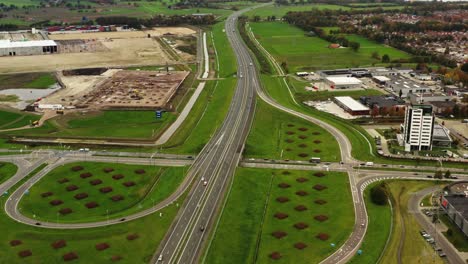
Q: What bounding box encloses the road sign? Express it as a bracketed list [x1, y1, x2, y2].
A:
[357, 249, 363, 255]
[155, 110, 162, 119]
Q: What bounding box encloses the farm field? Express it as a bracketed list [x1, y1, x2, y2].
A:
[0, 109, 40, 130]
[0, 162, 18, 185]
[206, 168, 354, 264]
[245, 99, 340, 162]
[0, 164, 185, 264]
[1, 110, 176, 140]
[19, 162, 186, 223]
[250, 21, 410, 72]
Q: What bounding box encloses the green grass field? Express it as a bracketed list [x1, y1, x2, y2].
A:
[0, 163, 185, 264]
[206, 168, 354, 263]
[245, 4, 351, 18]
[0, 109, 40, 130]
[245, 98, 340, 161]
[0, 73, 56, 89]
[250, 22, 410, 72]
[19, 162, 186, 223]
[0, 162, 18, 185]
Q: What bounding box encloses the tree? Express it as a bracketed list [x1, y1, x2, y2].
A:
[349, 41, 360, 52]
[382, 54, 390, 63]
[444, 46, 450, 55]
[461, 62, 468, 73]
[447, 228, 453, 236]
[370, 183, 388, 205]
[434, 170, 443, 179]
[371, 51, 380, 60]
[399, 89, 403, 98]
[444, 170, 451, 179]
[280, 62, 289, 74]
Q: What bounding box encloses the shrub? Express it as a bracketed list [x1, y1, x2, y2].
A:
[313, 140, 322, 144]
[41, 192, 53, 198]
[274, 212, 288, 219]
[298, 143, 307, 148]
[271, 231, 287, 239]
[74, 193, 88, 200]
[63, 252, 78, 261]
[85, 202, 98, 209]
[370, 183, 388, 206]
[313, 172, 325, 177]
[90, 179, 102, 186]
[71, 166, 83, 172]
[315, 199, 327, 205]
[296, 190, 308, 196]
[294, 222, 309, 230]
[447, 228, 453, 236]
[112, 174, 124, 180]
[80, 172, 92, 179]
[134, 169, 146, 174]
[95, 243, 110, 251]
[298, 127, 308, 131]
[126, 234, 139, 241]
[286, 131, 295, 135]
[316, 233, 330, 240]
[294, 242, 307, 250]
[296, 177, 308, 183]
[50, 200, 63, 206]
[66, 185, 78, 192]
[51, 240, 66, 249]
[18, 250, 32, 258]
[278, 183, 290, 188]
[294, 205, 307, 211]
[99, 187, 113, 193]
[9, 240, 22, 247]
[59, 208, 73, 215]
[313, 184, 327, 191]
[314, 215, 329, 222]
[103, 168, 114, 173]
[123, 181, 135, 187]
[298, 135, 307, 139]
[269, 252, 282, 260]
[110, 195, 124, 202]
[58, 178, 69, 184]
[313, 149, 322, 153]
[276, 197, 289, 203]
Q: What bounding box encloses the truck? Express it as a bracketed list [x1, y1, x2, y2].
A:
[309, 157, 321, 163]
[365, 162, 374, 167]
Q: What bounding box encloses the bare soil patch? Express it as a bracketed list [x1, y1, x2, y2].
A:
[313, 172, 325, 177]
[18, 250, 32, 258]
[51, 240, 66, 249]
[103, 168, 114, 173]
[134, 169, 146, 174]
[66, 185, 79, 192]
[313, 184, 327, 191]
[99, 187, 113, 193]
[294, 222, 309, 230]
[110, 195, 124, 202]
[59, 208, 73, 215]
[278, 183, 290, 189]
[10, 240, 22, 247]
[296, 177, 308, 183]
[269, 252, 282, 260]
[126, 234, 139, 241]
[112, 174, 124, 180]
[272, 231, 287, 239]
[295, 205, 308, 211]
[63, 252, 78, 261]
[95, 243, 110, 251]
[41, 191, 53, 198]
[295, 190, 308, 196]
[316, 233, 330, 240]
[314, 215, 329, 222]
[315, 199, 327, 205]
[85, 202, 98, 209]
[58, 178, 69, 184]
[294, 242, 307, 250]
[71, 166, 84, 172]
[90, 179, 102, 186]
[50, 199, 63, 206]
[276, 197, 289, 203]
[74, 193, 88, 200]
[274, 212, 288, 219]
[80, 172, 92, 179]
[123, 181, 135, 187]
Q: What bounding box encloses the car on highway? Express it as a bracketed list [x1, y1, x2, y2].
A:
[439, 252, 446, 257]
[200, 226, 205, 232]
[427, 175, 433, 178]
[249, 62, 253, 66]
[158, 255, 163, 262]
[203, 181, 208, 186]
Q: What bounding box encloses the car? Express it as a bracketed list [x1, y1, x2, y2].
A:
[427, 175, 433, 178]
[340, 161, 344, 165]
[203, 181, 208, 186]
[439, 252, 446, 257]
[120, 218, 126, 222]
[419, 230, 426, 235]
[413, 173, 419, 175]
[360, 163, 365, 166]
[451, 176, 458, 179]
[361, 223, 365, 227]
[400, 165, 405, 168]
[201, 177, 205, 181]
[200, 226, 205, 232]
[382, 164, 388, 167]
[35, 222, 41, 226]
[187, 156, 193, 159]
[158, 255, 163, 261]
[284, 159, 290, 162]
[249, 62, 253, 66]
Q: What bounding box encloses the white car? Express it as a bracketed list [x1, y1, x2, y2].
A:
[158, 255, 163, 262]
[203, 181, 208, 186]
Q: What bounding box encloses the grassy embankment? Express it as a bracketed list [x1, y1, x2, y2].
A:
[0, 162, 18, 185]
[0, 109, 40, 130]
[0, 73, 56, 89]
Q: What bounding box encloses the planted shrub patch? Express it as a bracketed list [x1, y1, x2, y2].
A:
[296, 177, 308, 183]
[269, 252, 282, 260]
[103, 168, 114, 173]
[298, 135, 307, 139]
[276, 197, 289, 203]
[286, 131, 295, 135]
[314, 172, 325, 177]
[49, 200, 63, 206]
[74, 193, 88, 200]
[315, 199, 327, 205]
[90, 179, 102, 186]
[123, 181, 135, 187]
[112, 174, 124, 180]
[298, 153, 308, 157]
[110, 195, 124, 202]
[298, 127, 308, 131]
[9, 240, 22, 247]
[59, 208, 73, 215]
[134, 169, 146, 174]
[278, 183, 290, 189]
[294, 222, 309, 230]
[79, 172, 92, 179]
[99, 187, 113, 193]
[313, 140, 322, 144]
[58, 178, 69, 184]
[85, 202, 99, 209]
[51, 240, 66, 249]
[314, 215, 329, 222]
[316, 233, 330, 241]
[294, 205, 307, 212]
[274, 212, 288, 219]
[41, 192, 53, 198]
[66, 185, 78, 192]
[18, 250, 32, 258]
[63, 252, 78, 261]
[111, 255, 122, 262]
[295, 190, 308, 196]
[313, 184, 327, 191]
[271, 231, 287, 239]
[298, 143, 307, 148]
[294, 242, 307, 250]
[313, 149, 322, 153]
[71, 166, 84, 172]
[95, 243, 110, 251]
[126, 234, 139, 241]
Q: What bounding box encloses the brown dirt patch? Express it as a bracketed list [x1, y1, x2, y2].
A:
[18, 250, 32, 258]
[316, 233, 330, 240]
[294, 242, 307, 250]
[63, 252, 78, 261]
[59, 208, 73, 215]
[298, 143, 307, 148]
[80, 172, 92, 179]
[95, 243, 110, 251]
[313, 184, 327, 191]
[10, 240, 22, 247]
[71, 166, 84, 172]
[314, 172, 326, 177]
[298, 135, 307, 139]
[286, 131, 295, 135]
[110, 195, 124, 202]
[269, 252, 282, 260]
[294, 222, 309, 230]
[99, 187, 113, 193]
[271, 231, 287, 239]
[74, 193, 88, 200]
[58, 178, 69, 184]
[285, 148, 292, 151]
[315, 199, 327, 205]
[85, 202, 98, 209]
[66, 185, 79, 192]
[298, 127, 308, 131]
[134, 169, 146, 174]
[50, 200, 63, 206]
[126, 234, 139, 241]
[90, 179, 102, 186]
[51, 240, 66, 249]
[295, 190, 308, 196]
[112, 174, 124, 180]
[313, 149, 322, 153]
[278, 182, 290, 189]
[41, 191, 53, 198]
[287, 124, 295, 127]
[103, 168, 114, 173]
[123, 181, 135, 187]
[314, 215, 329, 222]
[276, 197, 289, 203]
[313, 140, 322, 144]
[296, 177, 308, 183]
[294, 205, 307, 211]
[274, 212, 288, 219]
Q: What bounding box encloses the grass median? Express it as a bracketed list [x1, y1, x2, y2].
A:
[0, 162, 18, 185]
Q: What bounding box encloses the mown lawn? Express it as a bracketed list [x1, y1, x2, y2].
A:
[0, 162, 18, 185]
[250, 21, 410, 72]
[246, 99, 340, 161]
[19, 162, 186, 223]
[206, 168, 354, 264]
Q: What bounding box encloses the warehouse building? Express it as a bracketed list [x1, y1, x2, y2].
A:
[0, 39, 58, 56]
[325, 76, 362, 89]
[441, 182, 468, 238]
[334, 96, 370, 116]
[387, 75, 431, 97]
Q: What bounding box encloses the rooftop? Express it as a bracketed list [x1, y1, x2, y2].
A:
[373, 76, 390, 82]
[326, 76, 362, 85]
[445, 196, 468, 220]
[0, 39, 57, 49]
[335, 96, 369, 111]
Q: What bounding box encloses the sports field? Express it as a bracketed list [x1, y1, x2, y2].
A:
[19, 162, 186, 223]
[245, 99, 340, 161]
[206, 168, 354, 264]
[250, 22, 410, 72]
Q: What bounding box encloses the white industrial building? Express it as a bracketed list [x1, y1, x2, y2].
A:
[387, 75, 431, 97]
[325, 76, 362, 89]
[403, 104, 434, 151]
[0, 39, 58, 56]
[334, 96, 370, 116]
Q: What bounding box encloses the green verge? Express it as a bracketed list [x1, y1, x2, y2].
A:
[205, 168, 354, 264]
[245, 98, 340, 161]
[0, 162, 18, 185]
[19, 161, 186, 223]
[0, 109, 40, 130]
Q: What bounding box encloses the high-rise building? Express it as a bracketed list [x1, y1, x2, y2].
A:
[403, 104, 434, 151]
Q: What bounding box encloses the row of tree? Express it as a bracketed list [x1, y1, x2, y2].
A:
[95, 14, 217, 29]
